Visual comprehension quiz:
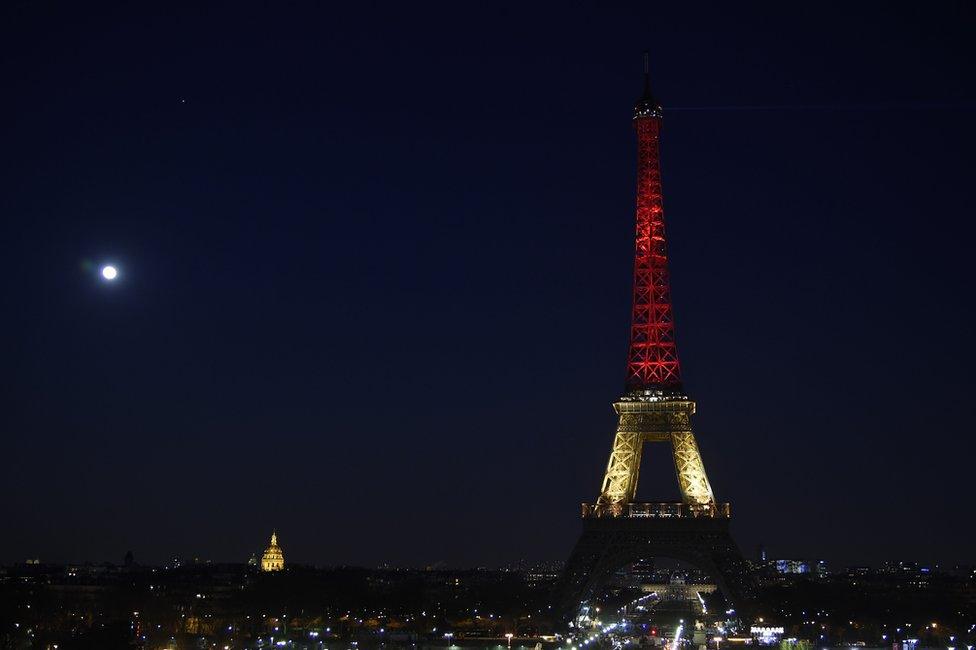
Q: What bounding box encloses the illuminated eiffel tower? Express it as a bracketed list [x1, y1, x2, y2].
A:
[556, 56, 754, 620]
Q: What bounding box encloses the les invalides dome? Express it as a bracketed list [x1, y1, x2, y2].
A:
[260, 531, 284, 572]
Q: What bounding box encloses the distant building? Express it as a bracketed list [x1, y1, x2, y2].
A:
[261, 531, 285, 572]
[882, 560, 922, 574]
[774, 559, 827, 577]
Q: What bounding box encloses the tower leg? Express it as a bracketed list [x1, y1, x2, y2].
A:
[671, 429, 715, 507]
[598, 430, 643, 506]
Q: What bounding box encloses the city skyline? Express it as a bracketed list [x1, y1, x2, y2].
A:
[2, 1, 975, 570]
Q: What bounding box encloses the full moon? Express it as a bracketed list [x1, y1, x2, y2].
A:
[101, 265, 118, 280]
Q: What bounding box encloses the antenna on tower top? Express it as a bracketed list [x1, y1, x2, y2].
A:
[634, 52, 661, 120]
[637, 51, 658, 111]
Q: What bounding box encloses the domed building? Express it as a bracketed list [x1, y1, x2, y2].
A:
[260, 531, 284, 572]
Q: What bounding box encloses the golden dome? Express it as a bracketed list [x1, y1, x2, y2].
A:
[260, 531, 284, 572]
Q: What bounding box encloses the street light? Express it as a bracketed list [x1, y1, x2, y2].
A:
[506, 632, 514, 648]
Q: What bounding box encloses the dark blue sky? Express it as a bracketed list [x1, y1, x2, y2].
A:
[2, 1, 974, 568]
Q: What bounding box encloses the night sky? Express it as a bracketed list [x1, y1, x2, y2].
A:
[2, 2, 975, 570]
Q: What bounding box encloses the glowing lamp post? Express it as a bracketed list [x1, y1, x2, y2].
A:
[506, 632, 514, 648]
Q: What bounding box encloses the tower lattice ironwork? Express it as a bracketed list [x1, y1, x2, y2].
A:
[626, 74, 681, 392]
[556, 56, 753, 621]
[596, 54, 714, 511]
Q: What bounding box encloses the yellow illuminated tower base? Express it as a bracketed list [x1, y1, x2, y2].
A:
[596, 397, 715, 513]
[557, 393, 753, 622]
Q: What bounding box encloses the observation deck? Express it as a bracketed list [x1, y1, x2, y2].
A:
[581, 501, 731, 519]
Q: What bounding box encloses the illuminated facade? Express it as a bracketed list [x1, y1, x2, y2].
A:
[260, 531, 284, 572]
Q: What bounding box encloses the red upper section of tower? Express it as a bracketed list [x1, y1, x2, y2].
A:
[625, 70, 682, 393]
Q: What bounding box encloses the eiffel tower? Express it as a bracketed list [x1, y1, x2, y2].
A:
[556, 56, 754, 620]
